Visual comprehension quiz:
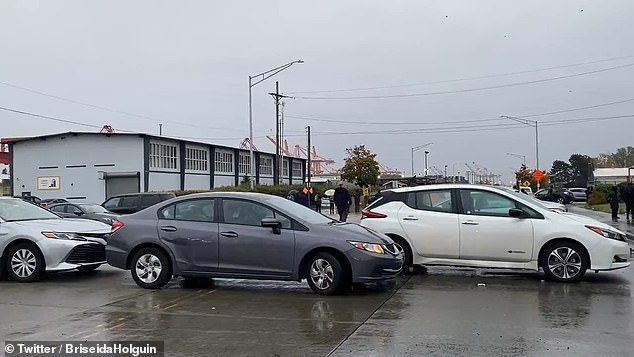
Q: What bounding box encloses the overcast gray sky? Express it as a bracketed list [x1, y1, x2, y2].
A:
[2, 0, 633, 183]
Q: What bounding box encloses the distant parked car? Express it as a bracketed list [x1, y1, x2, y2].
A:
[567, 188, 588, 202]
[101, 192, 175, 214]
[49, 203, 118, 224]
[0, 197, 111, 281]
[14, 195, 42, 206]
[535, 189, 575, 204]
[40, 198, 68, 208]
[106, 192, 403, 294]
[360, 184, 631, 282]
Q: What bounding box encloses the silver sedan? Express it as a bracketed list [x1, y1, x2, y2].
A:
[0, 197, 111, 282]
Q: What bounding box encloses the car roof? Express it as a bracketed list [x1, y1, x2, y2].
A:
[107, 192, 176, 198]
[381, 184, 509, 193]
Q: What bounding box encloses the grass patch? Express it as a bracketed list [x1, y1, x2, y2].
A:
[583, 203, 626, 214]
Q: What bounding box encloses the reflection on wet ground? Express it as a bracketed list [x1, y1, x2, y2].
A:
[331, 267, 634, 356]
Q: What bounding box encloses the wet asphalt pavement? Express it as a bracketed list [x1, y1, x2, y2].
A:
[1, 205, 634, 356]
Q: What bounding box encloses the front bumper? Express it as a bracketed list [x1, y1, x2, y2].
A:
[42, 239, 107, 271]
[345, 248, 403, 283]
[589, 239, 633, 271]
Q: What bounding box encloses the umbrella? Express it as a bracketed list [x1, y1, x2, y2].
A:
[324, 189, 335, 197]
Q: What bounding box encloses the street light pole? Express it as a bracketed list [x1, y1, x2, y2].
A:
[506, 152, 526, 167]
[502, 115, 540, 189]
[424, 151, 430, 177]
[411, 142, 433, 176]
[248, 60, 303, 189]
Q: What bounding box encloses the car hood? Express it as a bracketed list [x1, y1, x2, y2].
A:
[12, 218, 111, 233]
[559, 213, 627, 234]
[323, 222, 394, 245]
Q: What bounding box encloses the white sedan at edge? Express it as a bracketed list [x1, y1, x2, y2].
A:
[361, 184, 633, 282]
[0, 197, 111, 282]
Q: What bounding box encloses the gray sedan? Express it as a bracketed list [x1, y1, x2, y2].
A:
[0, 197, 111, 281]
[106, 192, 403, 295]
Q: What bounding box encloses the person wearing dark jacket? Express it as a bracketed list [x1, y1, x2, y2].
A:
[624, 182, 634, 222]
[607, 185, 620, 222]
[333, 182, 352, 222]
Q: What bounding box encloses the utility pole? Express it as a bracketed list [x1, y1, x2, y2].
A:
[307, 125, 311, 188]
[269, 82, 291, 185]
[159, 124, 162, 136]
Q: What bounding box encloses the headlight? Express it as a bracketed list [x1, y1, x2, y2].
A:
[586, 226, 625, 241]
[42, 232, 87, 241]
[348, 241, 386, 254]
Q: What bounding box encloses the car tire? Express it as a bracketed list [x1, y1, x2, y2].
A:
[557, 197, 565, 204]
[541, 242, 588, 283]
[130, 248, 172, 289]
[5, 243, 45, 282]
[77, 264, 101, 273]
[306, 252, 349, 295]
[391, 236, 415, 275]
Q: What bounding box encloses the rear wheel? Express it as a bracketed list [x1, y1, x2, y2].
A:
[131, 248, 172, 289]
[5, 243, 44, 282]
[541, 242, 588, 282]
[306, 252, 350, 295]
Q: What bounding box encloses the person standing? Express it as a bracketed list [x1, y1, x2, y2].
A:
[607, 185, 620, 222]
[329, 197, 335, 214]
[333, 181, 352, 222]
[314, 194, 322, 213]
[624, 182, 634, 222]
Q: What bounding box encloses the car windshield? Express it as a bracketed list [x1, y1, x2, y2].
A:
[80, 204, 109, 213]
[0, 199, 61, 222]
[264, 195, 333, 224]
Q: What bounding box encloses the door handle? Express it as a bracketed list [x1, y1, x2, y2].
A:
[461, 221, 479, 226]
[160, 225, 177, 232]
[220, 231, 239, 238]
[402, 217, 418, 221]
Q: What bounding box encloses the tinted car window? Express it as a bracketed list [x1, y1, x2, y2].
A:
[141, 194, 170, 207]
[461, 190, 517, 217]
[173, 199, 215, 222]
[50, 204, 67, 213]
[119, 196, 139, 207]
[406, 190, 453, 213]
[222, 199, 291, 229]
[103, 197, 121, 210]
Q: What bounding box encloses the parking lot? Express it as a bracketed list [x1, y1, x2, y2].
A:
[0, 206, 632, 356]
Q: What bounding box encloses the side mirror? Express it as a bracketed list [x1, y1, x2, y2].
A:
[509, 208, 525, 218]
[73, 210, 83, 216]
[261, 218, 282, 234]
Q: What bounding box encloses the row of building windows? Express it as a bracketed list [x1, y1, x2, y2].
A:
[149, 143, 302, 176]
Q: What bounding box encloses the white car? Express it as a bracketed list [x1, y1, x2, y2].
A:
[0, 197, 111, 282]
[360, 184, 632, 282]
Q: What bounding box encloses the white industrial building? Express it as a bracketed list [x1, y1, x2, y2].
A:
[592, 168, 633, 185]
[3, 132, 306, 203]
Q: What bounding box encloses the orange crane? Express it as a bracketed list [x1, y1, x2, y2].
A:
[239, 137, 258, 151]
[294, 145, 336, 175]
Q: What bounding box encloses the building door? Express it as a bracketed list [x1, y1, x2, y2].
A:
[105, 173, 140, 199]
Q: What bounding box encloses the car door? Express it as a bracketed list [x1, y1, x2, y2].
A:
[218, 198, 295, 277]
[458, 189, 534, 262]
[157, 198, 219, 272]
[397, 189, 460, 259]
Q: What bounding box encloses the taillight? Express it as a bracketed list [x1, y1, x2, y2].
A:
[111, 220, 125, 232]
[361, 209, 387, 219]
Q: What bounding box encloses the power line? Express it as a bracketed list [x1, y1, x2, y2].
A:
[285, 95, 634, 126]
[286, 55, 634, 95]
[0, 80, 227, 131]
[0, 106, 131, 131]
[291, 62, 634, 100]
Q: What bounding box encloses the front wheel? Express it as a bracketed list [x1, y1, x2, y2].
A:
[306, 252, 350, 295]
[557, 197, 565, 204]
[541, 242, 588, 282]
[6, 243, 45, 282]
[130, 248, 172, 289]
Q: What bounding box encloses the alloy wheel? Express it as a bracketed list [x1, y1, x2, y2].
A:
[135, 254, 163, 284]
[547, 247, 582, 280]
[11, 249, 37, 278]
[310, 258, 334, 291]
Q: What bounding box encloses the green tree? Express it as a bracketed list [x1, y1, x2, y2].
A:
[341, 145, 380, 187]
[595, 146, 634, 168]
[568, 154, 593, 187]
[550, 160, 574, 186]
[514, 164, 550, 192]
